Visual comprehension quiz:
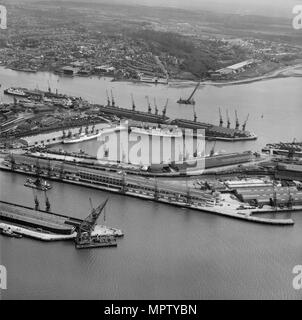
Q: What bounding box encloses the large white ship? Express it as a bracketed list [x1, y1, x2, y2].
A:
[63, 132, 100, 144]
[130, 126, 183, 138]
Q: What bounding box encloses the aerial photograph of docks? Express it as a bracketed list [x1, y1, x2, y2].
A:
[1, 0, 302, 302]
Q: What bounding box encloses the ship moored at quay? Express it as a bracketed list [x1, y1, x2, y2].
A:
[0, 153, 299, 226]
[2, 86, 257, 142]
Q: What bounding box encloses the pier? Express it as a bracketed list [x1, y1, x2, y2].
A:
[0, 156, 296, 226]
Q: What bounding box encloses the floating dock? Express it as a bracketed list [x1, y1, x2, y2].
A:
[0, 200, 123, 242]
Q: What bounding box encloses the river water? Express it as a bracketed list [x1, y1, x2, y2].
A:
[1, 68, 302, 299]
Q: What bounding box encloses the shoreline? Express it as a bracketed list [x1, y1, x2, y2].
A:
[2, 63, 302, 89]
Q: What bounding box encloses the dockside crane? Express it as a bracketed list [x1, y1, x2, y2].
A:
[44, 191, 51, 212]
[146, 96, 152, 114]
[226, 109, 231, 128]
[131, 94, 136, 111]
[235, 110, 240, 130]
[219, 108, 223, 127]
[33, 190, 39, 211]
[210, 140, 217, 157]
[177, 81, 200, 105]
[193, 105, 197, 122]
[242, 114, 250, 131]
[106, 90, 110, 107]
[111, 90, 115, 107]
[154, 98, 159, 115]
[76, 198, 109, 244]
[48, 80, 51, 93]
[288, 138, 297, 159]
[162, 99, 169, 118]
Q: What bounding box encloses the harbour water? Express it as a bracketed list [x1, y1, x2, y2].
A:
[1, 68, 302, 299]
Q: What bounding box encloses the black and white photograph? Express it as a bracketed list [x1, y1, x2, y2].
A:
[0, 0, 302, 304]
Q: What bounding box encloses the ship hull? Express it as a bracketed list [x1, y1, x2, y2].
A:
[63, 134, 100, 144]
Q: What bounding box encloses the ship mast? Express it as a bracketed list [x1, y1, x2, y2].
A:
[44, 191, 51, 212]
[131, 94, 136, 111]
[219, 107, 223, 127]
[210, 140, 216, 157]
[154, 97, 159, 115]
[106, 90, 110, 107]
[162, 99, 168, 118]
[33, 192, 39, 211]
[111, 90, 115, 107]
[235, 110, 240, 130]
[146, 96, 152, 114]
[226, 109, 231, 128]
[242, 114, 249, 131]
[193, 105, 197, 122]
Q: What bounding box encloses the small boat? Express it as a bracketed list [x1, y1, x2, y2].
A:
[24, 178, 52, 191]
[1, 227, 23, 238]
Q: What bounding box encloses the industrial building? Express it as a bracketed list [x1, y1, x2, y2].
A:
[210, 59, 256, 78]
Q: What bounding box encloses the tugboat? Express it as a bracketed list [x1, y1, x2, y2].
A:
[24, 178, 52, 191]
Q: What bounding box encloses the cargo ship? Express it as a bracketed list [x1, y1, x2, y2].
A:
[5, 149, 254, 179]
[205, 151, 253, 169]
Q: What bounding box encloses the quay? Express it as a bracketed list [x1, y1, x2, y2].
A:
[0, 157, 296, 226]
